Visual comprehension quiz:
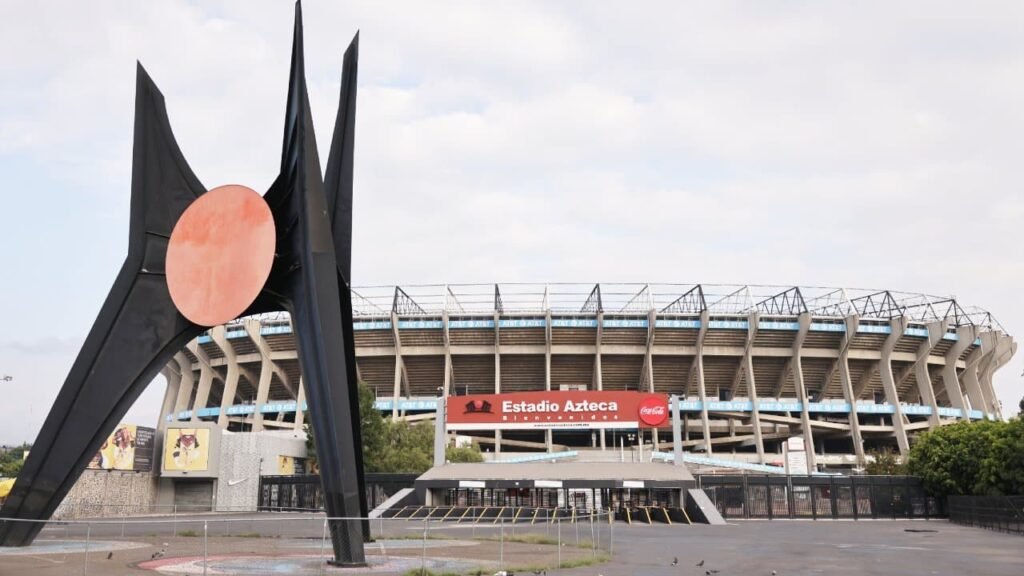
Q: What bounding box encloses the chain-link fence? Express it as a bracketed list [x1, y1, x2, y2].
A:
[0, 512, 614, 576]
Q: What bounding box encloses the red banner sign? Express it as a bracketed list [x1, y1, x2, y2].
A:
[446, 391, 669, 431]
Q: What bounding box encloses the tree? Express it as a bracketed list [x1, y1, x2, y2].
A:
[445, 445, 484, 464]
[906, 420, 1013, 498]
[977, 417, 1024, 496]
[1019, 395, 1024, 415]
[0, 444, 30, 478]
[864, 447, 904, 475]
[304, 382, 482, 475]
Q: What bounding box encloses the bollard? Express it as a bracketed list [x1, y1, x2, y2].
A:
[556, 517, 561, 569]
[318, 519, 328, 576]
[590, 512, 596, 557]
[421, 518, 428, 572]
[609, 513, 614, 555]
[83, 523, 91, 576]
[499, 518, 504, 571]
[203, 521, 208, 576]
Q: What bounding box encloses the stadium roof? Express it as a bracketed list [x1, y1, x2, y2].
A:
[333, 283, 1007, 332]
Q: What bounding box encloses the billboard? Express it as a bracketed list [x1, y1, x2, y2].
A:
[277, 455, 307, 475]
[446, 391, 669, 431]
[163, 428, 211, 472]
[87, 424, 156, 472]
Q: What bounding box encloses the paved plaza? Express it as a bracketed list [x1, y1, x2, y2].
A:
[587, 520, 1024, 576]
[0, 514, 1021, 575]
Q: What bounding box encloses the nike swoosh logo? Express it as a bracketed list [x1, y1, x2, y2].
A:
[227, 479, 247, 486]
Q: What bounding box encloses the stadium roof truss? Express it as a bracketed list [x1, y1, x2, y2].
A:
[337, 283, 1007, 333]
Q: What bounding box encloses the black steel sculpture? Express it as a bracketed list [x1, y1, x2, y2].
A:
[0, 2, 367, 565]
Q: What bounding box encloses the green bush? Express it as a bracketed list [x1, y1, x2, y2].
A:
[906, 418, 1024, 498]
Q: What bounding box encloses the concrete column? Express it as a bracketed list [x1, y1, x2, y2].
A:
[961, 328, 987, 415]
[913, 320, 949, 428]
[942, 326, 973, 419]
[695, 311, 712, 455]
[494, 311, 501, 456]
[878, 317, 910, 455]
[979, 334, 1015, 420]
[172, 351, 195, 416]
[433, 396, 447, 467]
[595, 310, 605, 450]
[671, 395, 683, 465]
[744, 312, 766, 463]
[545, 310, 553, 452]
[158, 363, 182, 433]
[252, 342, 273, 432]
[294, 379, 306, 431]
[212, 326, 240, 429]
[837, 315, 866, 466]
[390, 312, 406, 418]
[442, 311, 452, 397]
[792, 314, 816, 471]
[187, 340, 215, 423]
[976, 331, 1012, 420]
[247, 319, 295, 399]
[644, 309, 659, 445]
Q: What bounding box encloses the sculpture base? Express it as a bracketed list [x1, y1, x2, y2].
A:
[327, 560, 369, 568]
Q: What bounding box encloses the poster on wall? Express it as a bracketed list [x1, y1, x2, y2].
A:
[163, 428, 211, 472]
[446, 390, 670, 431]
[86, 424, 156, 472]
[277, 455, 307, 476]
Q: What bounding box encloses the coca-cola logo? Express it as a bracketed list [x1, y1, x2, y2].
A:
[637, 396, 668, 426]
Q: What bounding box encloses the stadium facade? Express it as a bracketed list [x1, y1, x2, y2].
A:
[160, 283, 1016, 471]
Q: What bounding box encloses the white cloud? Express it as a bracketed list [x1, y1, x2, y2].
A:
[1, 0, 1022, 443]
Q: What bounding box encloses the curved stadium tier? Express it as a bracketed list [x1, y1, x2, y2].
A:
[161, 283, 1016, 470]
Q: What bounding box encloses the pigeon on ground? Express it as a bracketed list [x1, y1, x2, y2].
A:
[696, 560, 705, 567]
[671, 557, 679, 566]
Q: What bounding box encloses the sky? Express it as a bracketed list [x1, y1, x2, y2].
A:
[1, 1, 1022, 445]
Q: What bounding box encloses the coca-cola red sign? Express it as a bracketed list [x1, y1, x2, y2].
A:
[637, 396, 669, 427]
[446, 390, 669, 431]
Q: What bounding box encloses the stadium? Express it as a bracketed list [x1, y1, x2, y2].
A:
[161, 282, 1015, 471]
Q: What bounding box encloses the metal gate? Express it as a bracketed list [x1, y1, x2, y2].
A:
[173, 479, 213, 512]
[698, 475, 941, 520]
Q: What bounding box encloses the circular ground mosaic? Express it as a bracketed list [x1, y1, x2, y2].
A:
[140, 553, 488, 575]
[0, 539, 149, 556]
[283, 538, 480, 550]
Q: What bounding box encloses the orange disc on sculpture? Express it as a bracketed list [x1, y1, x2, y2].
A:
[166, 184, 276, 326]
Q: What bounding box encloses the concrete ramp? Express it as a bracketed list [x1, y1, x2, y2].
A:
[370, 488, 417, 519]
[685, 488, 726, 525]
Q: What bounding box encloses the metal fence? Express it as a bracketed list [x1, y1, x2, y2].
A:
[697, 475, 942, 520]
[0, 512, 614, 575]
[258, 474, 417, 511]
[947, 495, 1024, 535]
